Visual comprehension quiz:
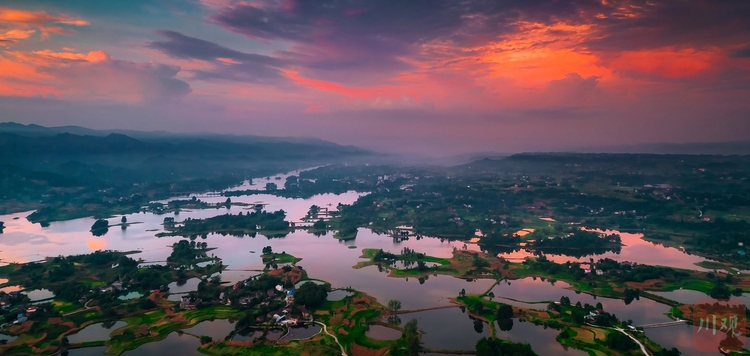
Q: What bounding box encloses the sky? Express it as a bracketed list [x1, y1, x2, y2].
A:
[0, 0, 749, 154]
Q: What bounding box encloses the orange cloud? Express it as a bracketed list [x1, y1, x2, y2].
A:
[33, 49, 109, 62]
[0, 55, 57, 96]
[0, 7, 89, 26]
[0, 29, 35, 43]
[283, 69, 380, 98]
[603, 48, 718, 78]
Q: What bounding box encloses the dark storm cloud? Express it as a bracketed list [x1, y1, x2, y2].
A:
[582, 0, 750, 52]
[147, 30, 286, 84]
[212, 0, 750, 65]
[148, 30, 276, 64]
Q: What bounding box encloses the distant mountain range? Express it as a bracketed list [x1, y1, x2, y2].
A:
[0, 122, 344, 147]
[569, 141, 750, 155]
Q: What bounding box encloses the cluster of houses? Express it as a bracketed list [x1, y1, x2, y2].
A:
[584, 309, 608, 324]
[1, 292, 38, 325]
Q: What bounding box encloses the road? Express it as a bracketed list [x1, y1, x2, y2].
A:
[315, 321, 347, 356]
[586, 323, 649, 356]
[614, 327, 650, 355]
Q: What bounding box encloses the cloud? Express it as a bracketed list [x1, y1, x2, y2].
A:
[147, 30, 286, 84]
[1, 49, 190, 103]
[545, 73, 601, 105]
[42, 58, 191, 103]
[0, 7, 89, 26]
[0, 28, 34, 45]
[0, 7, 88, 41]
[206, 0, 750, 87]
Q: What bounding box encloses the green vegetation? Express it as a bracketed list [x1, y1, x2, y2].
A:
[157, 210, 291, 237]
[295, 282, 328, 309]
[476, 337, 536, 356]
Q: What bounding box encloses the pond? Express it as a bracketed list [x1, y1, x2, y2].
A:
[327, 289, 352, 301]
[182, 319, 236, 341]
[121, 332, 202, 356]
[0, 333, 18, 343]
[495, 318, 587, 355]
[232, 329, 261, 342]
[265, 329, 284, 341]
[117, 291, 143, 300]
[395, 307, 488, 351]
[366, 325, 402, 340]
[285, 324, 321, 340]
[67, 321, 127, 343]
[24, 288, 54, 302]
[168, 278, 201, 294]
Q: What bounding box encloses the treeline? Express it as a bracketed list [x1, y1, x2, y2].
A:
[161, 210, 289, 236]
[533, 230, 621, 249]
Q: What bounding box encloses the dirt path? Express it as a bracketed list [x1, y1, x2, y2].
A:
[389, 304, 458, 315]
[315, 321, 347, 356]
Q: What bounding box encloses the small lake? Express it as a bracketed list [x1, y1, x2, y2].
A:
[24, 288, 54, 302]
[232, 329, 261, 342]
[121, 332, 202, 356]
[0, 333, 18, 343]
[182, 319, 235, 341]
[168, 278, 201, 294]
[396, 307, 488, 351]
[67, 321, 127, 343]
[117, 291, 143, 300]
[327, 289, 352, 301]
[366, 325, 402, 340]
[285, 324, 321, 340]
[265, 329, 284, 341]
[495, 318, 587, 355]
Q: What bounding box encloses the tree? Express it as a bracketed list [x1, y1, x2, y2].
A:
[0, 221, 4, 233]
[138, 297, 157, 310]
[459, 288, 466, 297]
[497, 317, 514, 331]
[265, 182, 277, 191]
[313, 219, 327, 230]
[225, 198, 232, 208]
[496, 304, 513, 319]
[606, 332, 636, 351]
[295, 282, 328, 309]
[121, 216, 127, 224]
[91, 219, 109, 237]
[560, 296, 571, 306]
[403, 319, 421, 356]
[388, 299, 402, 312]
[473, 318, 484, 333]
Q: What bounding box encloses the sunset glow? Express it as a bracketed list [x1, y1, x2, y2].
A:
[0, 0, 748, 152]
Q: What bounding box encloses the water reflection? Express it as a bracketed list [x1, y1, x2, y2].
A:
[395, 307, 487, 351]
[492, 229, 713, 271]
[495, 318, 587, 355]
[181, 319, 235, 341]
[121, 332, 201, 356]
[67, 321, 127, 343]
